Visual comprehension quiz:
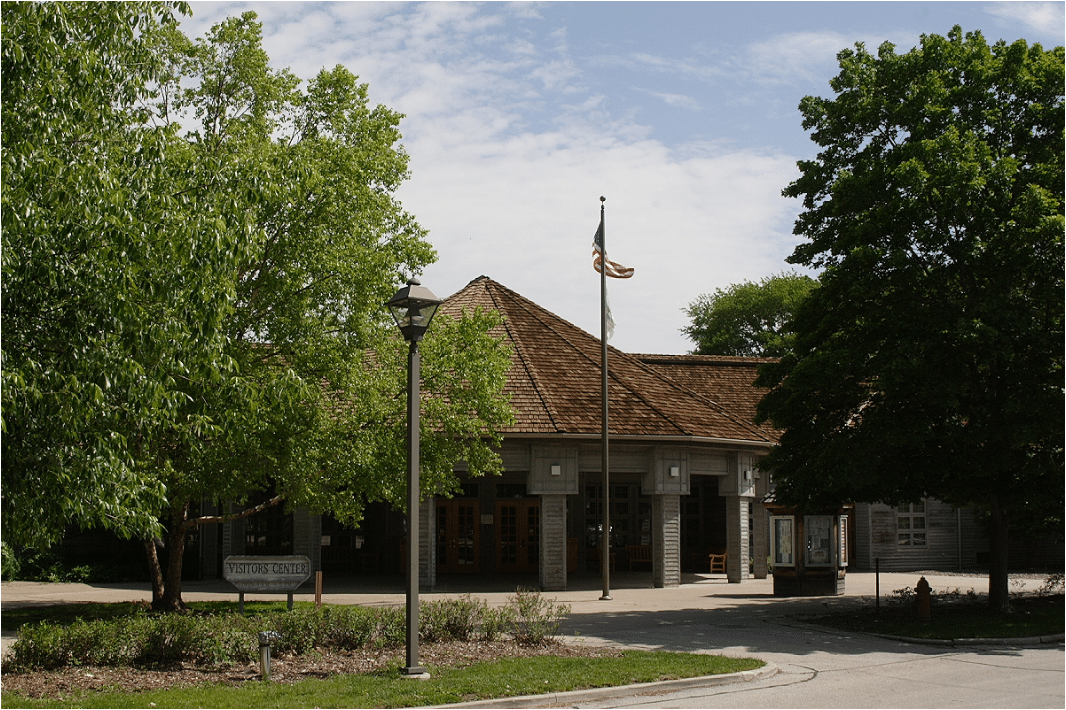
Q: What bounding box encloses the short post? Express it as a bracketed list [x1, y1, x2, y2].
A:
[315, 571, 323, 608]
[259, 631, 279, 681]
[915, 576, 932, 623]
[875, 558, 880, 613]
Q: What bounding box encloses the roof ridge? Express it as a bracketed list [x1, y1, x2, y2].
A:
[481, 280, 567, 432]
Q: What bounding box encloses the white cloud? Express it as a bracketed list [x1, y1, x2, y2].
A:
[178, 2, 807, 354]
[985, 1, 1066, 37]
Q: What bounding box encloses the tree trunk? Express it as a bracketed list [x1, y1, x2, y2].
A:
[158, 518, 190, 612]
[143, 537, 165, 608]
[987, 495, 1010, 613]
[143, 506, 193, 612]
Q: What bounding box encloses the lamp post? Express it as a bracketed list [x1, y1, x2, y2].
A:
[386, 277, 442, 679]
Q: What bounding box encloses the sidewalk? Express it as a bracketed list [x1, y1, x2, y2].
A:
[3, 571, 1059, 708]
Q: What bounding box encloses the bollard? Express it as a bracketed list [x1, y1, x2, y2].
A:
[259, 631, 281, 681]
[915, 576, 932, 623]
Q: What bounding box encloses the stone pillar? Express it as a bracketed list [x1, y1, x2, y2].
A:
[418, 498, 436, 590]
[652, 494, 681, 588]
[725, 496, 749, 583]
[539, 494, 567, 591]
[751, 498, 769, 579]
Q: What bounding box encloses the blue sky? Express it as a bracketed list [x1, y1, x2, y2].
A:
[181, 1, 1065, 354]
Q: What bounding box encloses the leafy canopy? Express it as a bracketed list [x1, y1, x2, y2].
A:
[2, 5, 515, 568]
[682, 272, 817, 357]
[756, 27, 1064, 527]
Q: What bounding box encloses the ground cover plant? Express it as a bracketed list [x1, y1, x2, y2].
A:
[809, 574, 1064, 640]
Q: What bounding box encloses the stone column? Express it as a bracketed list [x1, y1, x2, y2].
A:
[725, 496, 750, 583]
[418, 498, 436, 591]
[539, 494, 567, 591]
[652, 494, 681, 588]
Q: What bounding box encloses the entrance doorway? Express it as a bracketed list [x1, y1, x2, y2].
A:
[496, 500, 539, 573]
[436, 499, 481, 573]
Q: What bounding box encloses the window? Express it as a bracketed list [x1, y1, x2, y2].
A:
[896, 502, 927, 546]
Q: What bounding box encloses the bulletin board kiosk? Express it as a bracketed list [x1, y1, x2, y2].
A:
[764, 502, 848, 596]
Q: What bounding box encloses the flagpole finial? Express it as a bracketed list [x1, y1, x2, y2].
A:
[600, 196, 605, 203]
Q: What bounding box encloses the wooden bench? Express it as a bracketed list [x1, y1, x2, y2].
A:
[626, 544, 652, 571]
[708, 550, 727, 575]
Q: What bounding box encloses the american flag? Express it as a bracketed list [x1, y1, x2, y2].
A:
[592, 220, 634, 279]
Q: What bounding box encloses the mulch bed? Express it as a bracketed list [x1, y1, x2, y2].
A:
[1, 639, 621, 700]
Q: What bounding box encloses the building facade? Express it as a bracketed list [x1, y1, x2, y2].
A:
[205, 276, 779, 590]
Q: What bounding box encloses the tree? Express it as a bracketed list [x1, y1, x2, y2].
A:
[682, 272, 817, 356]
[755, 27, 1064, 612]
[3, 7, 514, 611]
[2, 1, 242, 546]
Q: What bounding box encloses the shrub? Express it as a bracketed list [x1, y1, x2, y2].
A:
[1, 542, 19, 580]
[4, 590, 575, 671]
[479, 604, 514, 642]
[421, 595, 485, 643]
[506, 588, 570, 646]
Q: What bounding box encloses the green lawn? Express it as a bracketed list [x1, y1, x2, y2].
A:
[2, 650, 764, 709]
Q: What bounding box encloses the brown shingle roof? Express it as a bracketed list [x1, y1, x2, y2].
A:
[441, 277, 776, 445]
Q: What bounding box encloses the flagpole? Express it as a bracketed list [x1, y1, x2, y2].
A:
[598, 196, 612, 602]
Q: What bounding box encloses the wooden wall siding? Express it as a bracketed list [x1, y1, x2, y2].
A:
[690, 452, 729, 475]
[653, 494, 681, 587]
[726, 496, 750, 582]
[854, 500, 979, 572]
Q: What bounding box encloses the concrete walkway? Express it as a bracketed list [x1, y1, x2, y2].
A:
[2, 571, 1062, 708]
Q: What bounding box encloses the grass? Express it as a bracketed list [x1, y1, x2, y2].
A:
[1, 650, 764, 709]
[812, 594, 1064, 640]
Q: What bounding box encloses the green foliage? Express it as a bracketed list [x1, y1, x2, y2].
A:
[1, 542, 18, 580]
[756, 27, 1064, 596]
[3, 6, 514, 610]
[420, 596, 486, 643]
[683, 272, 817, 356]
[505, 588, 571, 646]
[5, 592, 571, 672]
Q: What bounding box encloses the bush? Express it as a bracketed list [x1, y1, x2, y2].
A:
[1, 542, 19, 580]
[421, 595, 485, 643]
[506, 588, 570, 646]
[5, 591, 573, 671]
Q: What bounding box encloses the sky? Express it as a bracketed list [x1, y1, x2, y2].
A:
[179, 1, 1065, 355]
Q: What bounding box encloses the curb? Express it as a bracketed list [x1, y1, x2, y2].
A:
[434, 662, 779, 708]
[871, 632, 1065, 647]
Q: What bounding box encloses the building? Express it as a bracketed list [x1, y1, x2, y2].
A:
[206, 276, 778, 590]
[197, 276, 1013, 588]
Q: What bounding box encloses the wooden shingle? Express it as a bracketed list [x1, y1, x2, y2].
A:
[440, 277, 777, 444]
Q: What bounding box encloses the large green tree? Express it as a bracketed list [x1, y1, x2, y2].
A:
[682, 272, 817, 357]
[755, 28, 1064, 611]
[3, 5, 514, 610]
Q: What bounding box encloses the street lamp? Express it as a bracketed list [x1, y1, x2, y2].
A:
[386, 277, 442, 679]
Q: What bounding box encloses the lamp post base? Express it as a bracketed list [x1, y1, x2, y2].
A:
[401, 666, 430, 680]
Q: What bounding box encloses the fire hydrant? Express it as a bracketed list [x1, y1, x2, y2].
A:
[915, 576, 932, 623]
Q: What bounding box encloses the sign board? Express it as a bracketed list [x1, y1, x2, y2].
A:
[223, 555, 312, 592]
